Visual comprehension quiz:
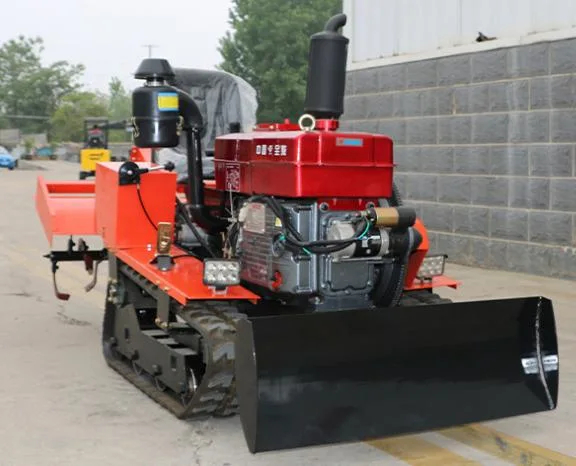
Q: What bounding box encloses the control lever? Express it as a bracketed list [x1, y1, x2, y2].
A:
[118, 160, 175, 185]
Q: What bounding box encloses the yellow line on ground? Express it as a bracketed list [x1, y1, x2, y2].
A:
[439, 424, 576, 466]
[368, 436, 481, 465]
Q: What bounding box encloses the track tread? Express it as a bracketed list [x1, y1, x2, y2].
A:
[104, 263, 451, 422]
[398, 289, 453, 307]
[102, 271, 243, 420]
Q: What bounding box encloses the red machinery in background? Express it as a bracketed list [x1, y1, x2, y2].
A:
[35, 14, 559, 454]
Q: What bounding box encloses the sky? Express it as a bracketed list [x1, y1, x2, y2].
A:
[0, 0, 234, 93]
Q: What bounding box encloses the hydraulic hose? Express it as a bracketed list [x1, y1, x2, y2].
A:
[175, 197, 218, 258]
[184, 126, 228, 233]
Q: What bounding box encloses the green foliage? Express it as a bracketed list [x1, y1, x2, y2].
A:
[0, 36, 84, 134]
[107, 77, 132, 142]
[218, 0, 342, 122]
[50, 92, 108, 142]
[23, 138, 34, 154]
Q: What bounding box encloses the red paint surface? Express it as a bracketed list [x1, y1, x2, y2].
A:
[95, 162, 177, 249]
[116, 246, 259, 305]
[214, 129, 394, 198]
[35, 176, 97, 243]
[404, 275, 460, 291]
[129, 147, 153, 162]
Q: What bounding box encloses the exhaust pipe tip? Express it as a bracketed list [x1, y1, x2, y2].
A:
[324, 13, 347, 33]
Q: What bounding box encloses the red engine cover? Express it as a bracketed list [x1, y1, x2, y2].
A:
[214, 128, 394, 198]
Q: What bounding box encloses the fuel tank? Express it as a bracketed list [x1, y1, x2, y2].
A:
[213, 128, 394, 198]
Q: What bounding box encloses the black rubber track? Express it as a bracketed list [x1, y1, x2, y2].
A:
[103, 282, 243, 419]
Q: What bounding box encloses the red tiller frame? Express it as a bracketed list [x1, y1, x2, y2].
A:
[35, 177, 98, 243]
[36, 165, 458, 300]
[115, 246, 258, 305]
[35, 164, 259, 304]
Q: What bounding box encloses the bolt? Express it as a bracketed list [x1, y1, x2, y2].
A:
[345, 289, 351, 295]
[155, 317, 162, 326]
[152, 364, 161, 375]
[163, 286, 169, 292]
[367, 281, 372, 286]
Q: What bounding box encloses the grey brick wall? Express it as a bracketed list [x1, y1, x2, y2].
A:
[342, 39, 576, 280]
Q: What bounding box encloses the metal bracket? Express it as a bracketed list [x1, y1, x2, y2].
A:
[44, 245, 108, 300]
[151, 254, 174, 271]
[155, 291, 171, 329]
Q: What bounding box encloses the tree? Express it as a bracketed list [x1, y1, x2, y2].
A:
[0, 36, 84, 133]
[107, 77, 132, 142]
[49, 92, 108, 142]
[218, 0, 342, 122]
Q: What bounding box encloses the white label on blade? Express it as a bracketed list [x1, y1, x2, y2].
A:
[521, 355, 559, 374]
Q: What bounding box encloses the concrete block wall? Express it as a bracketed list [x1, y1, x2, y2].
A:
[342, 38, 576, 280]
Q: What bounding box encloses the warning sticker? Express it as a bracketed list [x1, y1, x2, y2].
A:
[521, 355, 558, 374]
[225, 163, 241, 192]
[243, 203, 266, 234]
[157, 92, 179, 112]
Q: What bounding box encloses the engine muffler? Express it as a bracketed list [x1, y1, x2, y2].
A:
[235, 296, 558, 452]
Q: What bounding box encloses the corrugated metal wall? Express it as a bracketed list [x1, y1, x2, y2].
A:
[344, 0, 576, 63]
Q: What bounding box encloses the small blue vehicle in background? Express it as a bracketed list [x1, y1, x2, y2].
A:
[0, 146, 17, 170]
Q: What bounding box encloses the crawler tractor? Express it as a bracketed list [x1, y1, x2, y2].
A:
[36, 14, 559, 453]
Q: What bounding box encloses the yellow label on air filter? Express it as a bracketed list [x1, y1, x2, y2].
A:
[157, 92, 179, 112]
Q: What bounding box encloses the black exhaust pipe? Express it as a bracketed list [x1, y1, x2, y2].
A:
[304, 13, 349, 120]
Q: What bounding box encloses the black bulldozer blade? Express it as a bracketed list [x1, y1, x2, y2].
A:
[235, 296, 559, 453]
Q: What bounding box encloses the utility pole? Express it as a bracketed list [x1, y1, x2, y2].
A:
[142, 44, 158, 58]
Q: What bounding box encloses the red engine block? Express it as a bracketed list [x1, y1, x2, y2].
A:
[214, 122, 394, 199]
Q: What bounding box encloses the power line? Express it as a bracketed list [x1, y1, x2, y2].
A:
[0, 114, 51, 120]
